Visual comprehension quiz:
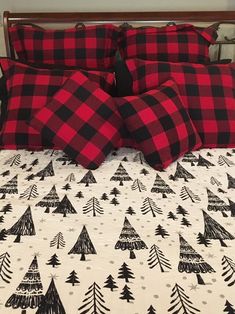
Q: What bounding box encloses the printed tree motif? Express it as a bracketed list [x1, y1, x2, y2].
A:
[221, 255, 235, 286]
[52, 195, 77, 217]
[115, 217, 148, 259]
[131, 179, 146, 192]
[170, 162, 195, 182]
[7, 206, 36, 243]
[0, 203, 12, 214]
[180, 186, 201, 202]
[155, 225, 169, 238]
[0, 216, 4, 223]
[76, 191, 84, 199]
[78, 282, 110, 313]
[110, 187, 121, 197]
[197, 232, 211, 247]
[122, 156, 128, 162]
[35, 160, 55, 180]
[4, 154, 21, 167]
[30, 158, 39, 167]
[147, 305, 157, 314]
[36, 277, 65, 314]
[5, 256, 43, 311]
[110, 198, 119, 206]
[228, 199, 235, 217]
[176, 205, 189, 216]
[0, 229, 7, 241]
[148, 244, 171, 272]
[50, 232, 66, 249]
[218, 155, 235, 167]
[79, 170, 97, 187]
[47, 254, 61, 268]
[25, 174, 35, 181]
[65, 173, 75, 182]
[101, 193, 109, 200]
[68, 225, 96, 261]
[151, 174, 175, 198]
[197, 154, 215, 168]
[141, 197, 162, 217]
[181, 217, 191, 227]
[44, 149, 60, 157]
[0, 252, 12, 283]
[126, 206, 136, 215]
[62, 183, 71, 191]
[83, 197, 104, 217]
[227, 173, 235, 189]
[203, 210, 235, 247]
[167, 211, 178, 220]
[227, 151, 233, 156]
[140, 168, 149, 176]
[210, 176, 222, 186]
[178, 234, 215, 285]
[0, 170, 10, 177]
[206, 151, 213, 157]
[118, 262, 135, 282]
[182, 152, 198, 166]
[224, 300, 235, 314]
[110, 163, 133, 186]
[35, 185, 60, 213]
[120, 285, 134, 303]
[218, 188, 227, 194]
[66, 270, 80, 286]
[56, 154, 71, 165]
[0, 175, 18, 198]
[207, 188, 230, 217]
[133, 151, 145, 164]
[168, 283, 200, 313]
[104, 274, 118, 291]
[19, 184, 38, 200]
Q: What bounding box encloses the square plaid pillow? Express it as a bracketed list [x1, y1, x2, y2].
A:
[29, 71, 123, 169]
[125, 58, 235, 148]
[0, 58, 115, 150]
[116, 80, 202, 170]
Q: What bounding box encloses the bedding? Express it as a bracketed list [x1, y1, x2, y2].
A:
[0, 147, 234, 314]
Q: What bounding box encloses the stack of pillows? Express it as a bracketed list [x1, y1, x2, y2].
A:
[0, 22, 235, 170]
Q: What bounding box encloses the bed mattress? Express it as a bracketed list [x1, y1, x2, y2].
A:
[0, 147, 234, 314]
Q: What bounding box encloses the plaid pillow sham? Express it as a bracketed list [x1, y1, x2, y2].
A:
[9, 24, 119, 70]
[0, 58, 115, 150]
[116, 80, 202, 170]
[29, 71, 123, 169]
[125, 58, 235, 148]
[119, 23, 217, 64]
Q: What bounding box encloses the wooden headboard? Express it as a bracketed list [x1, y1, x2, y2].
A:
[3, 11, 235, 61]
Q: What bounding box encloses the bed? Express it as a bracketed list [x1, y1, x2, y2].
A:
[0, 11, 235, 314]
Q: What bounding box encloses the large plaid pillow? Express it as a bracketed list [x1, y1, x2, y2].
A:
[0, 58, 115, 150]
[9, 24, 119, 70]
[116, 80, 202, 170]
[29, 71, 123, 169]
[119, 24, 217, 64]
[125, 58, 235, 148]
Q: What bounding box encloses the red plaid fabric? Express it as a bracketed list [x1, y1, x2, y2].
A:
[0, 58, 115, 150]
[119, 24, 217, 64]
[116, 80, 202, 170]
[29, 71, 123, 169]
[9, 24, 119, 70]
[125, 58, 235, 148]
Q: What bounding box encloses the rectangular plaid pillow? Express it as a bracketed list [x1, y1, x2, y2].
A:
[0, 58, 115, 150]
[119, 23, 217, 64]
[29, 71, 123, 169]
[116, 80, 202, 170]
[125, 58, 235, 148]
[9, 24, 119, 70]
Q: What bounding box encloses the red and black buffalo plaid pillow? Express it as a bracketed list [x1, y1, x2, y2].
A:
[116, 80, 202, 170]
[29, 71, 123, 169]
[9, 24, 119, 70]
[0, 58, 115, 150]
[125, 58, 235, 148]
[119, 23, 217, 64]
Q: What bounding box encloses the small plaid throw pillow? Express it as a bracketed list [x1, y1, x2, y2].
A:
[116, 80, 202, 170]
[29, 71, 123, 169]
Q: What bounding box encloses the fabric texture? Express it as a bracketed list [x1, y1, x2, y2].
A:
[125, 58, 235, 148]
[29, 71, 123, 169]
[0, 58, 115, 150]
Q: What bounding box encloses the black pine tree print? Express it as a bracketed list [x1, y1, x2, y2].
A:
[7, 206, 36, 242]
[178, 234, 215, 285]
[78, 282, 110, 313]
[25, 173, 35, 181]
[141, 197, 162, 217]
[75, 191, 84, 199]
[44, 149, 59, 157]
[197, 154, 215, 168]
[227, 173, 235, 189]
[110, 187, 121, 197]
[62, 183, 71, 191]
[167, 211, 178, 220]
[118, 262, 135, 282]
[181, 217, 191, 227]
[0, 203, 12, 214]
[210, 176, 222, 186]
[133, 151, 145, 164]
[182, 152, 198, 166]
[224, 300, 235, 314]
[47, 254, 61, 268]
[197, 232, 211, 247]
[228, 198, 235, 217]
[218, 155, 235, 167]
[65, 173, 75, 182]
[0, 229, 7, 241]
[206, 151, 213, 157]
[131, 179, 146, 192]
[66, 270, 80, 286]
[35, 160, 55, 180]
[155, 225, 169, 238]
[52, 195, 77, 217]
[176, 205, 189, 216]
[36, 185, 60, 213]
[221, 255, 235, 286]
[110, 197, 119, 206]
[36, 277, 66, 314]
[147, 305, 157, 314]
[151, 174, 175, 198]
[115, 216, 148, 259]
[104, 274, 118, 291]
[140, 168, 149, 176]
[120, 285, 134, 303]
[0, 170, 10, 177]
[19, 184, 38, 200]
[101, 193, 109, 200]
[202, 210, 235, 247]
[126, 206, 136, 215]
[0, 252, 12, 283]
[68, 225, 96, 261]
[5, 256, 43, 311]
[83, 197, 104, 216]
[148, 244, 171, 272]
[168, 283, 200, 313]
[0, 175, 18, 198]
[0, 215, 4, 223]
[207, 188, 230, 216]
[56, 154, 70, 165]
[180, 186, 201, 202]
[110, 163, 133, 186]
[30, 158, 39, 167]
[170, 162, 195, 182]
[50, 232, 66, 249]
[79, 170, 97, 187]
[4, 154, 21, 167]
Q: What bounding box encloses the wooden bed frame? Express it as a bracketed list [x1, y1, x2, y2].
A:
[3, 11, 235, 61]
